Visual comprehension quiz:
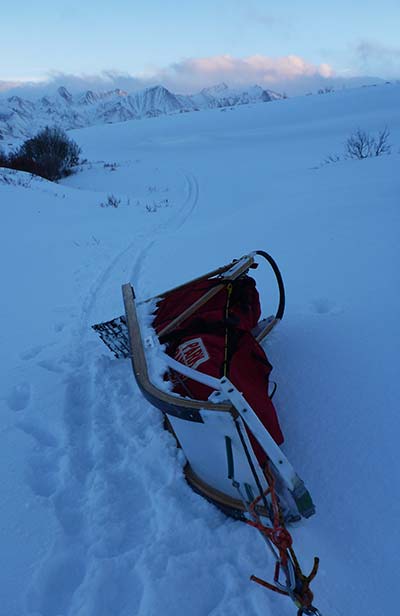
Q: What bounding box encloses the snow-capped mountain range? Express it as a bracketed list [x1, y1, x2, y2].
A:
[0, 83, 282, 145]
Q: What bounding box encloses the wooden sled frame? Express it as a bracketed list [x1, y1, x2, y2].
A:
[122, 251, 314, 519]
[122, 251, 284, 420]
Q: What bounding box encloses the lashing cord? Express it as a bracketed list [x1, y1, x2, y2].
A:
[246, 462, 320, 613]
[224, 436, 320, 614]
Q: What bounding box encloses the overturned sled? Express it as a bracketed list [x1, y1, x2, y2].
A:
[93, 250, 322, 615]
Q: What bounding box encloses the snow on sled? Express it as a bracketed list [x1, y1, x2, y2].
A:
[93, 251, 315, 523]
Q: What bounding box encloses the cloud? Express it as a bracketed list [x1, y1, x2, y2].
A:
[0, 71, 147, 98]
[0, 54, 385, 99]
[0, 80, 25, 93]
[47, 70, 145, 92]
[25, 56, 335, 96]
[154, 54, 335, 94]
[355, 40, 400, 77]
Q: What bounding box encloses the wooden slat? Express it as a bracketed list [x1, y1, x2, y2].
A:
[184, 463, 269, 518]
[255, 317, 280, 343]
[122, 283, 233, 412]
[158, 255, 254, 338]
[158, 282, 226, 338]
[138, 261, 236, 304]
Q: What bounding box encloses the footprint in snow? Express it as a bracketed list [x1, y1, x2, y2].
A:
[89, 468, 153, 559]
[18, 419, 60, 498]
[6, 381, 31, 411]
[20, 345, 45, 360]
[25, 450, 60, 498]
[53, 485, 86, 537]
[26, 545, 86, 616]
[17, 418, 58, 448]
[37, 358, 64, 374]
[310, 297, 340, 315]
[82, 560, 144, 616]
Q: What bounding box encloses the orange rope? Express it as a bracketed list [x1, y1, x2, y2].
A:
[246, 461, 319, 611]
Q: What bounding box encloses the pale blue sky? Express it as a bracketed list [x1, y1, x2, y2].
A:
[1, 0, 399, 88]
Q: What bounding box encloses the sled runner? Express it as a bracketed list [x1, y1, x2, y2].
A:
[93, 250, 322, 615]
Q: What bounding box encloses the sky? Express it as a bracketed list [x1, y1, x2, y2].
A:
[1, 0, 400, 94]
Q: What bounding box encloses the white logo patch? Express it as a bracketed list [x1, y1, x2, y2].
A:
[174, 337, 209, 370]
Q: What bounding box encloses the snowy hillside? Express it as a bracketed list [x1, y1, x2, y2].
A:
[1, 83, 399, 616]
[0, 83, 281, 145]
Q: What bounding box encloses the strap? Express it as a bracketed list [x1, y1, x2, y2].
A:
[222, 283, 233, 377]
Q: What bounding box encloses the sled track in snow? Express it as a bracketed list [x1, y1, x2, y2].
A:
[79, 170, 199, 325]
[175, 171, 199, 230]
[127, 173, 199, 291]
[78, 239, 139, 336]
[24, 170, 201, 616]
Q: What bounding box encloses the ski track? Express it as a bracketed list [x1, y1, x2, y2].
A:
[24, 168, 200, 616]
[176, 172, 199, 230]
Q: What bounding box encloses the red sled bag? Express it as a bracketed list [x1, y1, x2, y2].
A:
[153, 275, 284, 457]
[153, 275, 261, 335]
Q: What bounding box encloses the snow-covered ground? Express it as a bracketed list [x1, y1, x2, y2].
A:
[1, 83, 399, 616]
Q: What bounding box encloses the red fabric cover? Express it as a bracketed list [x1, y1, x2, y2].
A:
[229, 332, 284, 459]
[153, 275, 284, 457]
[153, 276, 261, 335]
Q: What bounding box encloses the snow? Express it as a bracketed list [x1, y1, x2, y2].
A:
[1, 82, 400, 616]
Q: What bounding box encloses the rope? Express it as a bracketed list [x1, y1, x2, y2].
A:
[223, 426, 321, 613]
[246, 461, 320, 612]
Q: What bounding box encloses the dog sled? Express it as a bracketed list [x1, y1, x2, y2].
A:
[93, 250, 322, 615]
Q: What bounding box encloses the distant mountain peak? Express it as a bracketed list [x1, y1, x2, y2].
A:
[57, 86, 73, 103]
[146, 85, 172, 94]
[81, 90, 98, 105]
[0, 82, 284, 143]
[113, 88, 128, 97]
[201, 83, 229, 95]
